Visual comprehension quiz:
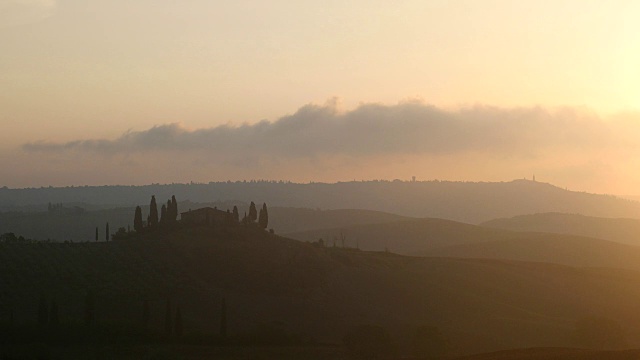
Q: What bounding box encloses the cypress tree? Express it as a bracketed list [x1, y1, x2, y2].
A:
[134, 206, 143, 233]
[105, 222, 109, 241]
[149, 196, 159, 228]
[175, 306, 183, 338]
[37, 293, 48, 326]
[84, 290, 96, 327]
[49, 300, 59, 328]
[232, 206, 240, 223]
[164, 299, 172, 337]
[248, 202, 257, 222]
[160, 204, 167, 226]
[142, 299, 150, 329]
[95, 226, 98, 241]
[220, 297, 227, 338]
[171, 195, 178, 222]
[258, 203, 268, 229]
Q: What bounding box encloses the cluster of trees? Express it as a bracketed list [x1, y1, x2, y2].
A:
[0, 232, 34, 243]
[110, 195, 270, 239]
[47, 202, 85, 215]
[240, 201, 269, 229]
[134, 195, 178, 233]
[95, 222, 110, 242]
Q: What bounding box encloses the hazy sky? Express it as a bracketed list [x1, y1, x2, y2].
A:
[2, 0, 640, 194]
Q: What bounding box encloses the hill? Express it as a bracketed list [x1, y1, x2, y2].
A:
[2, 179, 640, 223]
[456, 347, 640, 360]
[482, 213, 640, 246]
[288, 217, 640, 271]
[4, 226, 640, 356]
[422, 233, 640, 270]
[285, 218, 516, 253]
[0, 207, 134, 242]
[267, 207, 412, 234]
[0, 204, 409, 242]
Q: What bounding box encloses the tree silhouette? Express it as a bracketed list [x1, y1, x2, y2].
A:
[149, 195, 159, 228]
[49, 300, 59, 328]
[175, 306, 183, 338]
[249, 202, 257, 222]
[164, 299, 172, 337]
[105, 222, 109, 241]
[220, 297, 227, 339]
[258, 203, 269, 229]
[170, 195, 178, 222]
[95, 226, 98, 241]
[142, 299, 150, 329]
[232, 206, 240, 223]
[84, 290, 96, 327]
[160, 204, 167, 226]
[134, 206, 143, 233]
[37, 293, 48, 326]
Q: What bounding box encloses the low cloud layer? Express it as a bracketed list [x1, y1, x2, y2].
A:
[22, 101, 624, 158]
[12, 101, 640, 194]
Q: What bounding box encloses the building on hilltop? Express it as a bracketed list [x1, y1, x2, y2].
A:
[181, 207, 231, 227]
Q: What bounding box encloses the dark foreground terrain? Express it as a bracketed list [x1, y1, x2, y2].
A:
[456, 347, 640, 360]
[3, 224, 640, 357]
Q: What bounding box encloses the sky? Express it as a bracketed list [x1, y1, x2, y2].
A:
[2, 0, 640, 194]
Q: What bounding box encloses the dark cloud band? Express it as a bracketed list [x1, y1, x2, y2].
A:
[22, 102, 616, 158]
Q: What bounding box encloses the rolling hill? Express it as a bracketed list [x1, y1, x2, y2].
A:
[421, 233, 640, 270]
[4, 225, 640, 356]
[285, 217, 515, 253]
[3, 179, 640, 223]
[0, 204, 411, 242]
[455, 347, 640, 360]
[267, 207, 412, 234]
[287, 217, 640, 271]
[482, 212, 640, 246]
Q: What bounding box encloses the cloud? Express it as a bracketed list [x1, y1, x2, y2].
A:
[0, 0, 56, 28]
[21, 101, 620, 160]
[16, 100, 640, 193]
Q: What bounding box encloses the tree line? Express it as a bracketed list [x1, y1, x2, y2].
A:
[109, 196, 270, 240]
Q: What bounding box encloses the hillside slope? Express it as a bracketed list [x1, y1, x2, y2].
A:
[4, 227, 640, 355]
[422, 233, 640, 270]
[0, 205, 410, 242]
[482, 212, 640, 246]
[456, 348, 640, 360]
[286, 217, 515, 253]
[288, 217, 640, 271]
[267, 207, 412, 234]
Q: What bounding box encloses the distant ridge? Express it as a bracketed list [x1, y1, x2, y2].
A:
[287, 217, 640, 271]
[482, 212, 640, 246]
[1, 179, 639, 223]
